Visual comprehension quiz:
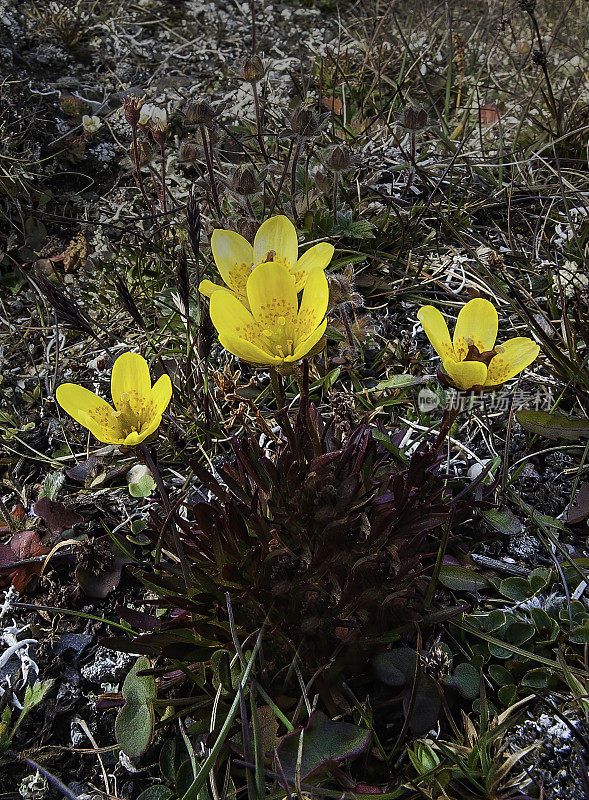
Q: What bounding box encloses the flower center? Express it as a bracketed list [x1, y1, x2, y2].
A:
[111, 392, 142, 437]
[463, 339, 504, 366]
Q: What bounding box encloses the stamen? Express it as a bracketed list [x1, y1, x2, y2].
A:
[275, 344, 285, 358]
[286, 339, 294, 355]
[277, 316, 286, 326]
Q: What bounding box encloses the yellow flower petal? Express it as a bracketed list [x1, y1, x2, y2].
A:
[111, 352, 151, 413]
[219, 333, 279, 365]
[253, 215, 298, 268]
[292, 242, 334, 291]
[443, 358, 488, 391]
[124, 430, 143, 447]
[484, 338, 540, 386]
[295, 266, 329, 340]
[290, 318, 327, 361]
[211, 229, 254, 298]
[247, 259, 298, 331]
[56, 383, 122, 444]
[209, 289, 264, 347]
[133, 413, 163, 444]
[453, 298, 498, 360]
[147, 374, 173, 418]
[417, 306, 454, 361]
[199, 279, 224, 298]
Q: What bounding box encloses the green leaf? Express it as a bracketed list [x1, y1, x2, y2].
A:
[38, 471, 65, 500]
[6, 679, 55, 746]
[115, 657, 156, 758]
[438, 565, 490, 592]
[375, 375, 427, 391]
[129, 474, 157, 498]
[445, 663, 479, 699]
[569, 624, 589, 644]
[489, 664, 513, 687]
[481, 508, 524, 536]
[499, 577, 532, 601]
[516, 410, 589, 441]
[136, 788, 173, 800]
[274, 711, 372, 780]
[372, 648, 417, 687]
[498, 684, 517, 706]
[521, 668, 551, 689]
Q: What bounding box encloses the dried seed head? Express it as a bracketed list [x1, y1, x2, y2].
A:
[397, 105, 429, 131]
[532, 50, 547, 67]
[327, 267, 362, 309]
[238, 55, 265, 83]
[35, 275, 96, 338]
[115, 274, 146, 330]
[185, 99, 216, 127]
[324, 144, 355, 173]
[288, 104, 320, 137]
[230, 165, 260, 196]
[179, 140, 200, 162]
[122, 94, 145, 128]
[420, 643, 452, 678]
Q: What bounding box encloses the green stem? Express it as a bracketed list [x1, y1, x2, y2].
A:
[138, 443, 192, 591]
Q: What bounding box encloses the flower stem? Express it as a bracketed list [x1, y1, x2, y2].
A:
[139, 443, 192, 590]
[433, 393, 463, 451]
[251, 82, 268, 163]
[269, 368, 297, 453]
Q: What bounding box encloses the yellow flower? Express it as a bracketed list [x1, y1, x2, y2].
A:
[199, 214, 334, 306]
[417, 298, 539, 390]
[209, 259, 328, 367]
[56, 353, 172, 446]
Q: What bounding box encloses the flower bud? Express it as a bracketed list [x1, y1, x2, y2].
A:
[179, 140, 199, 162]
[324, 144, 354, 172]
[239, 55, 265, 83]
[397, 105, 428, 131]
[122, 94, 145, 128]
[185, 99, 216, 127]
[231, 165, 259, 196]
[288, 105, 319, 137]
[234, 217, 259, 243]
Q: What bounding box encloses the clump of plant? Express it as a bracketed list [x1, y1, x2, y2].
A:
[113, 369, 488, 693]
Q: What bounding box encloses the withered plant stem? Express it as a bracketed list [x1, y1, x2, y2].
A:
[139, 443, 192, 590]
[525, 6, 562, 137]
[251, 82, 269, 163]
[290, 136, 303, 224]
[269, 138, 294, 215]
[158, 141, 167, 215]
[332, 170, 338, 223]
[200, 125, 222, 217]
